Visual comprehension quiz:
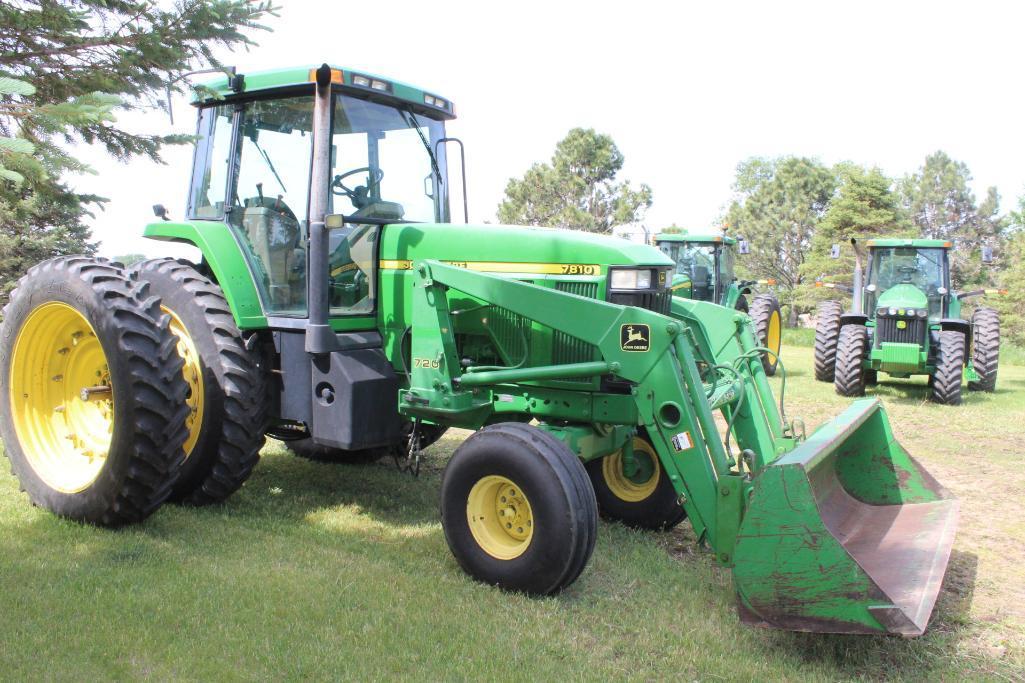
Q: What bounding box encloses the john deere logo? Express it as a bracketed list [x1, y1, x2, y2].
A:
[620, 324, 650, 352]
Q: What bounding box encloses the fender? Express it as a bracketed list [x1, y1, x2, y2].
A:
[143, 220, 268, 328]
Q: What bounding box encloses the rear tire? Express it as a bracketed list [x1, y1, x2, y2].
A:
[440, 423, 597, 594]
[129, 258, 267, 505]
[931, 331, 965, 405]
[585, 434, 685, 530]
[814, 301, 842, 382]
[0, 256, 189, 526]
[834, 325, 869, 397]
[968, 308, 1000, 392]
[749, 294, 782, 376]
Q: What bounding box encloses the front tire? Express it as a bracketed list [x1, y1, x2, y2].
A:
[931, 331, 965, 405]
[0, 257, 189, 526]
[749, 294, 782, 376]
[129, 258, 267, 505]
[814, 301, 842, 382]
[585, 435, 685, 530]
[440, 423, 597, 594]
[968, 308, 1000, 392]
[834, 325, 869, 397]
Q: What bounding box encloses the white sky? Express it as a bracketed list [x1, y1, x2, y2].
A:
[72, 0, 1025, 258]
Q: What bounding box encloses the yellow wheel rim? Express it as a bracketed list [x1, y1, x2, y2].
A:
[467, 475, 534, 560]
[163, 306, 204, 458]
[767, 310, 782, 359]
[8, 302, 113, 493]
[602, 437, 660, 503]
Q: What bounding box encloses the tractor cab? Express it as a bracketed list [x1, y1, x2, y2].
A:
[654, 233, 736, 304]
[865, 241, 951, 320]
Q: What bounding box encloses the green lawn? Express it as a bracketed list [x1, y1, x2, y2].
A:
[1, 345, 1023, 680]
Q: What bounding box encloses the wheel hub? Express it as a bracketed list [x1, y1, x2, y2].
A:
[466, 475, 534, 559]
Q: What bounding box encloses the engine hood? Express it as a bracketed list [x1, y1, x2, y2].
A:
[875, 284, 928, 310]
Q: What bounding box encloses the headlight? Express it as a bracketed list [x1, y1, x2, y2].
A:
[937, 287, 948, 295]
[610, 269, 653, 290]
[888, 307, 897, 315]
[877, 307, 888, 316]
[917, 309, 928, 318]
[866, 284, 877, 292]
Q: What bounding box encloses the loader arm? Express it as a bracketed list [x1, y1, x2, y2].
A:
[401, 260, 957, 636]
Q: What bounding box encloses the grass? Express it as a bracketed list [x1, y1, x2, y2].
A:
[1, 345, 1023, 680]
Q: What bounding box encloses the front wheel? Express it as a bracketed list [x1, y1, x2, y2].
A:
[749, 294, 782, 376]
[440, 423, 597, 594]
[834, 325, 869, 397]
[585, 435, 685, 530]
[931, 331, 965, 405]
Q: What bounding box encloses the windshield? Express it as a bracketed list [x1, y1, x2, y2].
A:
[868, 247, 947, 315]
[328, 94, 448, 223]
[657, 241, 718, 301]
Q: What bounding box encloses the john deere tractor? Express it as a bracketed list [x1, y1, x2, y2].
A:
[653, 232, 782, 375]
[814, 238, 1001, 405]
[0, 65, 958, 635]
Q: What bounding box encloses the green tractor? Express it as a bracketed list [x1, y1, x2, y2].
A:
[814, 238, 1002, 404]
[653, 232, 783, 375]
[0, 65, 958, 635]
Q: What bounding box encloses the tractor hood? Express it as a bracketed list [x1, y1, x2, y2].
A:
[379, 223, 673, 272]
[875, 284, 928, 311]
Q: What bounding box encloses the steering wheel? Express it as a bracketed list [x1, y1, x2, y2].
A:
[897, 264, 918, 282]
[331, 167, 384, 206]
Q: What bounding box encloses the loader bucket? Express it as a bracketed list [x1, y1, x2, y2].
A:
[732, 398, 958, 636]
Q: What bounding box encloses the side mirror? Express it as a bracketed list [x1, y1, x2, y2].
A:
[152, 204, 170, 221]
[737, 237, 750, 255]
[981, 246, 994, 265]
[830, 244, 841, 259]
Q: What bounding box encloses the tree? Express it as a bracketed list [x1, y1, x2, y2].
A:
[0, 0, 276, 306]
[724, 156, 836, 324]
[898, 151, 1006, 287]
[497, 128, 652, 233]
[799, 164, 914, 306]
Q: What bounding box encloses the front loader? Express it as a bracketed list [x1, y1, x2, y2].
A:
[0, 64, 958, 635]
[653, 232, 783, 375]
[814, 238, 1002, 404]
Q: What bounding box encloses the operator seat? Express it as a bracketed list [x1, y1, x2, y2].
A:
[239, 195, 302, 307]
[691, 265, 711, 301]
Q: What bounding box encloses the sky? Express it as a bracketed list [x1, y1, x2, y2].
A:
[71, 0, 1025, 258]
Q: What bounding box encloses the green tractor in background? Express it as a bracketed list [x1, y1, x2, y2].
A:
[814, 238, 1002, 405]
[0, 65, 960, 635]
[654, 232, 783, 375]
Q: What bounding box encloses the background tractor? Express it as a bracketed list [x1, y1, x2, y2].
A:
[814, 238, 1001, 404]
[0, 65, 958, 635]
[653, 232, 782, 375]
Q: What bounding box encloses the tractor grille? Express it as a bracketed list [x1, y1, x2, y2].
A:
[552, 282, 601, 381]
[875, 316, 926, 347]
[609, 290, 672, 315]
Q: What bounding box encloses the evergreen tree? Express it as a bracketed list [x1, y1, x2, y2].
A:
[0, 0, 276, 305]
[799, 164, 914, 307]
[498, 128, 652, 233]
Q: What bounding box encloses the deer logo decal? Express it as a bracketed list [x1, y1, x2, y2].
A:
[620, 324, 650, 352]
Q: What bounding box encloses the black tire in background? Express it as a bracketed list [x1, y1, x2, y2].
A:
[440, 423, 597, 595]
[129, 258, 267, 505]
[968, 307, 1000, 392]
[0, 256, 189, 526]
[749, 293, 783, 376]
[931, 330, 965, 405]
[814, 301, 843, 382]
[734, 295, 749, 313]
[585, 434, 685, 531]
[834, 324, 869, 397]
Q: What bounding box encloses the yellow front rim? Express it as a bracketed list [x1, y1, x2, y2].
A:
[467, 475, 534, 560]
[8, 302, 113, 493]
[602, 437, 660, 503]
[163, 306, 204, 458]
[767, 310, 782, 358]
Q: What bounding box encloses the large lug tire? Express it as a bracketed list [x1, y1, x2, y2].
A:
[749, 293, 783, 376]
[834, 324, 869, 397]
[128, 258, 267, 504]
[931, 330, 965, 405]
[0, 256, 189, 526]
[585, 434, 685, 531]
[734, 295, 749, 313]
[286, 422, 448, 464]
[968, 308, 1000, 392]
[440, 423, 597, 595]
[814, 300, 843, 382]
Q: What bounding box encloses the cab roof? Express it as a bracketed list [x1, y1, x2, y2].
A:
[193, 64, 456, 120]
[655, 232, 736, 245]
[866, 238, 952, 249]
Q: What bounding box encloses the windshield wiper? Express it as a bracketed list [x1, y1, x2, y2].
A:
[253, 138, 287, 194]
[401, 108, 442, 185]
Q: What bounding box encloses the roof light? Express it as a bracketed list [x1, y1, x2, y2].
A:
[352, 75, 370, 87]
[943, 241, 953, 248]
[309, 68, 343, 84]
[371, 79, 389, 91]
[433, 98, 447, 109]
[424, 95, 436, 106]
